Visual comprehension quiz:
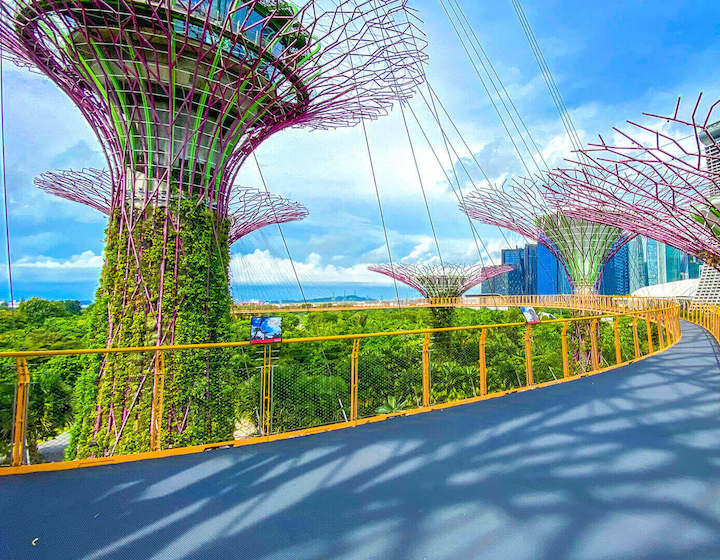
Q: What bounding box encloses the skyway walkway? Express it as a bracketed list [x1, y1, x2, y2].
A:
[2, 321, 720, 559]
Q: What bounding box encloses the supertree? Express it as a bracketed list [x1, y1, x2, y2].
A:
[368, 263, 513, 299]
[460, 179, 635, 295]
[543, 94, 720, 271]
[368, 263, 513, 343]
[0, 0, 426, 457]
[34, 168, 309, 245]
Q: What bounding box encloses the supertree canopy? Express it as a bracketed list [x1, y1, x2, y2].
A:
[1, 0, 426, 457]
[34, 168, 309, 245]
[460, 179, 635, 294]
[368, 263, 513, 299]
[543, 94, 720, 269]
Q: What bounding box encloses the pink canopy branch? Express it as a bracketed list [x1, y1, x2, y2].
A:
[34, 168, 308, 245]
[368, 263, 513, 298]
[545, 93, 720, 267]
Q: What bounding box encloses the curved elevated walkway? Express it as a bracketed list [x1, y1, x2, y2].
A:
[2, 321, 720, 560]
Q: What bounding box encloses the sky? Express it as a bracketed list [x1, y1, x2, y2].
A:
[1, 0, 719, 302]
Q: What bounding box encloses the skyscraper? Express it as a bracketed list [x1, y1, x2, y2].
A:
[628, 236, 648, 292]
[501, 248, 525, 295]
[646, 239, 661, 286]
[537, 244, 560, 294]
[665, 245, 683, 283]
[599, 244, 630, 295]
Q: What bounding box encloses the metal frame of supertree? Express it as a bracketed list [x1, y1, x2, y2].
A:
[460, 178, 635, 294]
[542, 93, 720, 269]
[368, 263, 514, 299]
[0, 0, 427, 456]
[34, 167, 309, 244]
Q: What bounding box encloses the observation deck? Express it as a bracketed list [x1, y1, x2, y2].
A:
[1, 296, 719, 559]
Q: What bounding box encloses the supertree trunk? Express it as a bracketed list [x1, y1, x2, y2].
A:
[70, 200, 234, 458]
[429, 305, 455, 355]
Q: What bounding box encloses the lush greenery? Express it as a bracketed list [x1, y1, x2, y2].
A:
[0, 301, 661, 463]
[69, 202, 235, 459]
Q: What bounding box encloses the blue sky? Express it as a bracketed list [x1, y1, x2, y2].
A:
[1, 0, 719, 301]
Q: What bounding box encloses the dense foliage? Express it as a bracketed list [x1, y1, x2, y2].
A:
[69, 202, 235, 459]
[0, 301, 661, 463]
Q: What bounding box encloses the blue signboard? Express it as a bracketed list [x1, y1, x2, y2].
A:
[250, 316, 282, 343]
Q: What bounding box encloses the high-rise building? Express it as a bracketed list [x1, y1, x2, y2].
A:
[665, 245, 683, 283]
[525, 244, 538, 294]
[501, 248, 525, 295]
[628, 236, 648, 292]
[646, 239, 661, 285]
[599, 244, 630, 295]
[537, 244, 560, 294]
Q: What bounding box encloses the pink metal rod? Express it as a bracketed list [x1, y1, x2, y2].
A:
[543, 93, 720, 266]
[368, 263, 513, 298]
[34, 168, 308, 244]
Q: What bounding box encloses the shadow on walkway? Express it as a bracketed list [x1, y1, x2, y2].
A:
[2, 321, 720, 560]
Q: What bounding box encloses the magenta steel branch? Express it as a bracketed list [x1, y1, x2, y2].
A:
[368, 263, 513, 299]
[544, 94, 720, 267]
[34, 167, 309, 244]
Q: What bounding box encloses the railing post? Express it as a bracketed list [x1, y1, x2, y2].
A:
[561, 322, 569, 378]
[613, 317, 622, 364]
[590, 319, 600, 371]
[632, 317, 640, 359]
[350, 339, 359, 421]
[261, 344, 273, 435]
[11, 357, 30, 467]
[478, 328, 487, 396]
[422, 333, 431, 407]
[645, 314, 654, 354]
[150, 351, 166, 452]
[657, 313, 665, 350]
[524, 324, 533, 386]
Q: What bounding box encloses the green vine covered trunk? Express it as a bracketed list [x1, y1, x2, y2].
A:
[68, 200, 234, 459]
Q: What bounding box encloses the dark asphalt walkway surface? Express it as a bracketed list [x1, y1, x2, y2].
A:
[2, 321, 720, 560]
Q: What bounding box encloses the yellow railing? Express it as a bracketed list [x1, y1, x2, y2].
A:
[679, 299, 720, 343]
[233, 293, 671, 315]
[1, 296, 684, 475]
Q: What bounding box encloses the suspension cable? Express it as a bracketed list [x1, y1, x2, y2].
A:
[0, 46, 14, 307]
[360, 119, 401, 304]
[253, 153, 307, 304]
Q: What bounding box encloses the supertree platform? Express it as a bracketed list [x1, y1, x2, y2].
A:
[34, 168, 309, 245]
[0, 0, 425, 456]
[368, 263, 513, 299]
[543, 94, 720, 271]
[460, 179, 635, 295]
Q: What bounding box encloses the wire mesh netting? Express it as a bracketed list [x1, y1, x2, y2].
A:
[530, 322, 564, 384]
[272, 340, 354, 433]
[358, 334, 424, 418]
[485, 325, 527, 393]
[429, 329, 482, 405]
